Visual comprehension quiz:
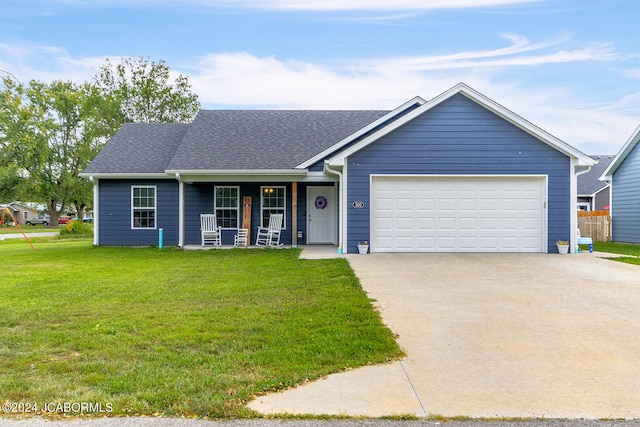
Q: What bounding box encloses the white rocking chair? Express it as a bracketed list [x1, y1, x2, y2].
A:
[255, 213, 283, 247]
[200, 214, 221, 247]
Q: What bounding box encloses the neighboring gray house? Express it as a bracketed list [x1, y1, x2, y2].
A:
[577, 155, 614, 211]
[0, 202, 41, 225]
[601, 125, 640, 244]
[81, 83, 594, 253]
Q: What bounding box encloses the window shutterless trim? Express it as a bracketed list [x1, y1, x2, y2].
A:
[214, 186, 240, 228]
[260, 186, 286, 229]
[131, 185, 157, 230]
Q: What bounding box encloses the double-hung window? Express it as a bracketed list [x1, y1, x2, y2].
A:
[132, 186, 156, 229]
[261, 186, 286, 228]
[215, 186, 239, 228]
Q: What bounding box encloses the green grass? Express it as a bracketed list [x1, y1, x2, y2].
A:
[0, 225, 59, 234]
[0, 239, 403, 418]
[593, 241, 640, 266]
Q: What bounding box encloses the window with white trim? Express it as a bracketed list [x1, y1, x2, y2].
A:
[215, 186, 239, 228]
[261, 186, 286, 228]
[132, 186, 156, 229]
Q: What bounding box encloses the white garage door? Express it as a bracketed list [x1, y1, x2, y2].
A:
[371, 175, 546, 253]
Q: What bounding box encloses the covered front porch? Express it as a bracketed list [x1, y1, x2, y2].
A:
[176, 176, 339, 248]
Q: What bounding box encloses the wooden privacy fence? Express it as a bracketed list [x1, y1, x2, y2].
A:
[578, 210, 611, 242]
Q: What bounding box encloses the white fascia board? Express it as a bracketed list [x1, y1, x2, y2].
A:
[600, 124, 640, 181]
[78, 173, 172, 179]
[166, 169, 308, 176]
[327, 82, 594, 167]
[167, 169, 310, 183]
[295, 96, 427, 169]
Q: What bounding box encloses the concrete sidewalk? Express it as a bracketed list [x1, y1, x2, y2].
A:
[0, 231, 59, 240]
[249, 250, 640, 419]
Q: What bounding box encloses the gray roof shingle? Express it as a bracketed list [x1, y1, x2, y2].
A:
[577, 155, 615, 195]
[166, 110, 388, 171]
[84, 123, 189, 174]
[84, 110, 389, 174]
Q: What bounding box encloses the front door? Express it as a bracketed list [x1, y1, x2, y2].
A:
[307, 186, 337, 244]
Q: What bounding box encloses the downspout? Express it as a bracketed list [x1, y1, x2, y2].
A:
[90, 176, 99, 246]
[176, 173, 184, 248]
[324, 161, 344, 253]
[572, 163, 592, 253]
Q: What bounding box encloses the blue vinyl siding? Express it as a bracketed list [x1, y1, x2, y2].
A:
[612, 142, 640, 243]
[183, 182, 298, 246]
[98, 180, 179, 246]
[346, 93, 571, 253]
[98, 180, 312, 247]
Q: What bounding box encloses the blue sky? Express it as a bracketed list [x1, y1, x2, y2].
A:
[1, 0, 638, 154]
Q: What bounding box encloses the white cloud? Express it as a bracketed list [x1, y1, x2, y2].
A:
[186, 36, 634, 153]
[200, 0, 544, 11]
[0, 40, 105, 83]
[1, 35, 636, 154]
[187, 34, 621, 110]
[49, 0, 544, 11]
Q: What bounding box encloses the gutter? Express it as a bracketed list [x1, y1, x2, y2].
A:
[165, 169, 308, 176]
[89, 176, 99, 246]
[571, 164, 592, 253]
[324, 161, 345, 253]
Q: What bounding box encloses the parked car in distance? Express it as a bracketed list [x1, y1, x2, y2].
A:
[58, 216, 72, 225]
[25, 215, 51, 226]
[72, 217, 93, 223]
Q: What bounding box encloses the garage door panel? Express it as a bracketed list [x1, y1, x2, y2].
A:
[396, 218, 415, 230]
[459, 218, 478, 230]
[372, 176, 545, 253]
[438, 217, 456, 231]
[416, 217, 436, 231]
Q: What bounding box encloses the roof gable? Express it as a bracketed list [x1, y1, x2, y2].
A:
[601, 125, 640, 180]
[295, 96, 426, 169]
[328, 83, 594, 167]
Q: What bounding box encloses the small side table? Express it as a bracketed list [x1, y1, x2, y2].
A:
[577, 237, 593, 253]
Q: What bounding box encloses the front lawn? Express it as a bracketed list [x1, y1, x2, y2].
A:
[0, 225, 57, 234]
[593, 241, 640, 265]
[0, 240, 403, 418]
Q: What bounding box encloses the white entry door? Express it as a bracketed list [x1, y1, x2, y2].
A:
[307, 186, 337, 244]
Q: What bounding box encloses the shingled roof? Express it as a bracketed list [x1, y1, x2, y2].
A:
[84, 110, 389, 175]
[84, 123, 189, 174]
[577, 155, 614, 195]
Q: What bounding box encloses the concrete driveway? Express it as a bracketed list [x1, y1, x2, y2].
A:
[249, 252, 640, 419]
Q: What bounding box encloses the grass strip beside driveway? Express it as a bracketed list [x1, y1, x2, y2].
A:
[0, 240, 403, 418]
[593, 241, 640, 265]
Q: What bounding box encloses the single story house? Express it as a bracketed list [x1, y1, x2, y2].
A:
[600, 125, 640, 244]
[577, 155, 614, 211]
[81, 83, 594, 253]
[0, 202, 41, 225]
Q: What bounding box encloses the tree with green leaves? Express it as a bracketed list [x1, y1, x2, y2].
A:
[0, 164, 25, 202]
[0, 77, 108, 225]
[0, 58, 200, 224]
[93, 56, 200, 124]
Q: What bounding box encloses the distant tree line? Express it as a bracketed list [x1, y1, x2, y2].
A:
[0, 57, 200, 225]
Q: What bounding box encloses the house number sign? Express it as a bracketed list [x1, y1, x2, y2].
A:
[352, 201, 365, 209]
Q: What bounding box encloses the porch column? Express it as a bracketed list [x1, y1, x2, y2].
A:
[92, 177, 99, 246]
[292, 181, 298, 248]
[177, 174, 184, 247]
